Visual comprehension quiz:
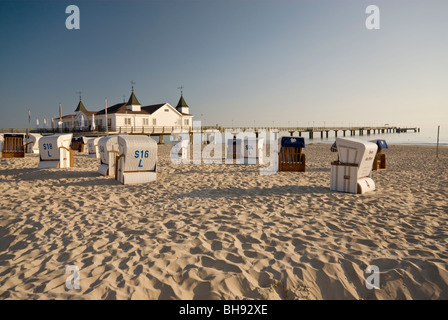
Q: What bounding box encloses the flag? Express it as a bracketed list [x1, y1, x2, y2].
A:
[105, 98, 108, 133]
[91, 113, 96, 131]
[43, 118, 47, 129]
[51, 117, 54, 129]
[59, 103, 62, 121]
[28, 110, 31, 124]
[36, 119, 39, 129]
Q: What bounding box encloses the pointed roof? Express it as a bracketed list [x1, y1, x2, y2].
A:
[75, 100, 88, 113]
[176, 95, 189, 109]
[127, 91, 141, 106]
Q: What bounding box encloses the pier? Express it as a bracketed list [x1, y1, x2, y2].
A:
[0, 125, 420, 143]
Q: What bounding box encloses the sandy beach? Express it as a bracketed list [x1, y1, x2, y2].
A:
[0, 143, 447, 300]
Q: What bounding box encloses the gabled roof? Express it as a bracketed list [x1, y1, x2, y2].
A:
[127, 92, 141, 106]
[142, 104, 167, 114]
[95, 103, 166, 115]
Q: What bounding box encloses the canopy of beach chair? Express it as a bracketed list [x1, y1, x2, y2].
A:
[280, 137, 305, 148]
[370, 139, 388, 150]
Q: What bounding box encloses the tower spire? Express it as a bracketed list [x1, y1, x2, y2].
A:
[76, 91, 82, 101]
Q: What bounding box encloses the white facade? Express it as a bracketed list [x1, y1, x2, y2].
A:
[61, 101, 193, 132]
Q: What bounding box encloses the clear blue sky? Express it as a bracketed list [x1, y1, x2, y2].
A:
[0, 0, 447, 128]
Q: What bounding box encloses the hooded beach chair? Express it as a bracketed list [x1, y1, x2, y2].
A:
[330, 137, 377, 194]
[37, 134, 74, 168]
[98, 135, 120, 177]
[278, 136, 306, 172]
[25, 133, 43, 154]
[87, 137, 101, 158]
[243, 138, 264, 165]
[370, 139, 388, 170]
[2, 134, 25, 158]
[115, 135, 157, 185]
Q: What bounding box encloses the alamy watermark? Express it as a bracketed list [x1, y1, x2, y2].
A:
[66, 5, 80, 30]
[365, 265, 380, 290]
[65, 265, 81, 290]
[366, 5, 380, 30]
[168, 121, 279, 175]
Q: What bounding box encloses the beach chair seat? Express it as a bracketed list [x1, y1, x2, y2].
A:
[370, 139, 388, 171]
[2, 134, 25, 158]
[278, 137, 305, 172]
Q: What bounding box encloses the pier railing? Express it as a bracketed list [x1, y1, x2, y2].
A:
[0, 125, 420, 138]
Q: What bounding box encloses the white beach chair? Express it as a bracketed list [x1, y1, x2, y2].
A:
[116, 135, 157, 185]
[243, 138, 264, 164]
[0, 134, 3, 157]
[37, 134, 74, 168]
[369, 139, 388, 170]
[87, 137, 101, 158]
[98, 135, 120, 177]
[225, 137, 264, 165]
[330, 137, 378, 194]
[26, 133, 43, 154]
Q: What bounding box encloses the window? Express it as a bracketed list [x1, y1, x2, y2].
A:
[125, 118, 131, 125]
[143, 118, 149, 126]
[164, 109, 169, 112]
[184, 119, 189, 126]
[152, 118, 157, 126]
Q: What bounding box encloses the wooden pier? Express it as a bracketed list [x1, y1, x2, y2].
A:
[1, 125, 420, 143]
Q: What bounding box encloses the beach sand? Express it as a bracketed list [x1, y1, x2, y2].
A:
[0, 143, 447, 300]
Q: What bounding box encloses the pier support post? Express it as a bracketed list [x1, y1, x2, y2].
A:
[159, 135, 164, 144]
[309, 131, 313, 139]
[334, 130, 338, 137]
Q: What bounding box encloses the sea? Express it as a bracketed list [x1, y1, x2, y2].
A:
[277, 125, 447, 147]
[153, 125, 447, 147]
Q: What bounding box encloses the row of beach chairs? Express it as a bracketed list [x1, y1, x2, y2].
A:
[1, 132, 388, 193]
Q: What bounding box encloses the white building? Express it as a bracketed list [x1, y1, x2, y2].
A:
[60, 91, 193, 132]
